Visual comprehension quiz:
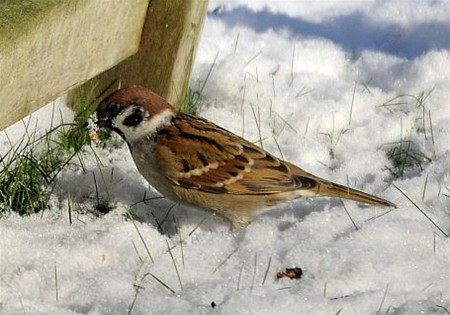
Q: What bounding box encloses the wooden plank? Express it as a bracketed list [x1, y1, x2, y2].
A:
[0, 0, 149, 130]
[69, 0, 209, 111]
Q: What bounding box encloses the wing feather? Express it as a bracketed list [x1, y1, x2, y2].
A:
[155, 114, 318, 195]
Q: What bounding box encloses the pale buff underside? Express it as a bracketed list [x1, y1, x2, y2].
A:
[173, 186, 316, 228]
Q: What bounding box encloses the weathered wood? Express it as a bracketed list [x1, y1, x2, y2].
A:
[69, 0, 209, 111]
[0, 0, 149, 130]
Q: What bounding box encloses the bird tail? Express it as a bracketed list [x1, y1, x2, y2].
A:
[317, 180, 396, 208]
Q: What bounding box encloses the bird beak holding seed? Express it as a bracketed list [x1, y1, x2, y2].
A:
[95, 114, 112, 129]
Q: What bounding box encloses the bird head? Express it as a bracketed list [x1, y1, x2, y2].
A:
[95, 86, 176, 143]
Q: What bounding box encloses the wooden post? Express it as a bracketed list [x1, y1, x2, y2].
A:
[0, 0, 149, 130]
[68, 0, 209, 111]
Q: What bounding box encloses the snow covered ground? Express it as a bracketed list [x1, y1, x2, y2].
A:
[1, 1, 449, 314]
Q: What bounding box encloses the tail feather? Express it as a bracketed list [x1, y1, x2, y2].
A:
[317, 180, 396, 208]
[287, 162, 396, 208]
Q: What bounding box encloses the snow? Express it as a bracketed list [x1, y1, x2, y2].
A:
[1, 1, 449, 314]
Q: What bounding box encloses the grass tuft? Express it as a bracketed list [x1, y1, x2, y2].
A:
[183, 89, 201, 115]
[0, 86, 116, 217]
[179, 52, 219, 115]
[0, 125, 62, 216]
[382, 139, 432, 179]
[379, 89, 436, 179]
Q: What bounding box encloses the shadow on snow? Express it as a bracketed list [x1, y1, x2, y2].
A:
[210, 6, 450, 59]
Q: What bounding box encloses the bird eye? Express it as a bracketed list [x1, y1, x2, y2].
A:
[123, 107, 144, 127]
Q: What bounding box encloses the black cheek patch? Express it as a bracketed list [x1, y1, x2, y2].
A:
[123, 108, 144, 127]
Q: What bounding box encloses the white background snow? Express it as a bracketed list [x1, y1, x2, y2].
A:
[1, 1, 449, 314]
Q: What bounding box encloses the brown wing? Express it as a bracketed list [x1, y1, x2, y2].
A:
[154, 114, 318, 195]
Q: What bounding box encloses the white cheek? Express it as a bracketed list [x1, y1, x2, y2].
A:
[114, 108, 175, 143]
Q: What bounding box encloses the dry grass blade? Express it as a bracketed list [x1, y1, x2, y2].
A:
[233, 31, 240, 54]
[127, 211, 155, 263]
[348, 81, 356, 127]
[67, 193, 72, 224]
[188, 214, 212, 236]
[365, 209, 394, 222]
[261, 256, 272, 286]
[160, 204, 177, 228]
[142, 273, 176, 294]
[289, 45, 295, 87]
[435, 304, 450, 314]
[272, 135, 284, 160]
[199, 52, 219, 95]
[392, 184, 448, 237]
[250, 252, 258, 293]
[213, 247, 239, 274]
[272, 110, 297, 138]
[131, 240, 144, 264]
[361, 78, 373, 95]
[428, 110, 435, 145]
[375, 283, 389, 315]
[250, 103, 263, 148]
[172, 215, 185, 267]
[129, 195, 165, 208]
[237, 262, 245, 291]
[54, 263, 59, 301]
[340, 199, 358, 231]
[377, 94, 411, 113]
[422, 173, 429, 201]
[166, 239, 183, 291]
[244, 50, 262, 67]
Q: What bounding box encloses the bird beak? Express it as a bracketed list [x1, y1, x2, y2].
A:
[95, 112, 112, 129]
[84, 110, 112, 132]
[93, 102, 123, 130]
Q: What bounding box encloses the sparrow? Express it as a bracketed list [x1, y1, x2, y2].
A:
[94, 86, 396, 228]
